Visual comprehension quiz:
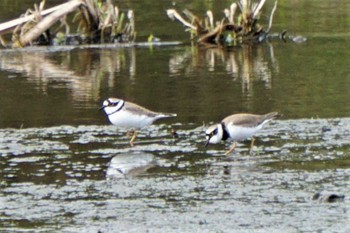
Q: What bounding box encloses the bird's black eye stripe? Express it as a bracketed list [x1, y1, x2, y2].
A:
[107, 99, 119, 106]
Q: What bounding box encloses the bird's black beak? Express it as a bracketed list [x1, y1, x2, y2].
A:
[99, 105, 105, 111]
[205, 135, 211, 148]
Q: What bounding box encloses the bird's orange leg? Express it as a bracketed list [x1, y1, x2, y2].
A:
[249, 137, 256, 153]
[129, 131, 138, 146]
[225, 142, 237, 155]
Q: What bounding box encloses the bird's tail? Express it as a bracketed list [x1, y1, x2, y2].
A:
[157, 113, 177, 119]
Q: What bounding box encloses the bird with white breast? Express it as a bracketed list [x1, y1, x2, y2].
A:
[205, 112, 279, 155]
[100, 97, 177, 146]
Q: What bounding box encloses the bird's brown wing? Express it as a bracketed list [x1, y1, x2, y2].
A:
[222, 113, 277, 128]
[124, 102, 160, 118]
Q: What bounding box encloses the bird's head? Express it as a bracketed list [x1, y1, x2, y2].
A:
[99, 98, 125, 115]
[205, 123, 223, 147]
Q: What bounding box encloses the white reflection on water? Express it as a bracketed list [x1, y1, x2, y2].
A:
[106, 152, 155, 178]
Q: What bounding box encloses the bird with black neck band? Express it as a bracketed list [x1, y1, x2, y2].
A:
[100, 97, 177, 146]
[205, 112, 280, 155]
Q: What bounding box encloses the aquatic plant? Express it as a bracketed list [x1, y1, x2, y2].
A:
[167, 0, 278, 46]
[73, 0, 136, 44]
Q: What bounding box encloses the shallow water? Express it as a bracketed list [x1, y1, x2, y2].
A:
[1, 118, 350, 232]
[1, 0, 350, 232]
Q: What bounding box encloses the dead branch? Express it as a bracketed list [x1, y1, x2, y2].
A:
[266, 1, 278, 33]
[166, 9, 196, 31]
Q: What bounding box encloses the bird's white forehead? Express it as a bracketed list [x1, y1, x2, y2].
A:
[103, 100, 109, 106]
[104, 98, 120, 106]
[205, 124, 218, 134]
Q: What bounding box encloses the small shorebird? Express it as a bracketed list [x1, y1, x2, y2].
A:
[205, 112, 279, 155]
[100, 97, 177, 146]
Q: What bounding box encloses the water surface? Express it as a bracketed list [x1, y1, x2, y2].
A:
[0, 0, 350, 232]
